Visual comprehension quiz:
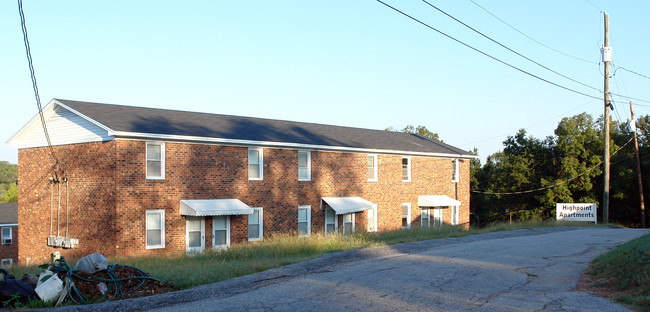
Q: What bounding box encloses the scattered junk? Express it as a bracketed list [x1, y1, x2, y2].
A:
[0, 268, 38, 306]
[0, 253, 167, 307]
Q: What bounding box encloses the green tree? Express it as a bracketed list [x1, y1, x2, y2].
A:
[386, 125, 442, 142]
[0, 161, 17, 199]
[0, 183, 17, 203]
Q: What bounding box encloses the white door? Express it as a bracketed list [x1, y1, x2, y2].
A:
[433, 209, 443, 227]
[213, 216, 230, 249]
[186, 216, 205, 253]
[342, 213, 355, 236]
[325, 207, 337, 235]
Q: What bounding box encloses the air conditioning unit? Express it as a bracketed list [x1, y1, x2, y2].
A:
[47, 236, 79, 248]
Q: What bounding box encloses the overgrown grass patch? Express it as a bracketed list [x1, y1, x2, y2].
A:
[7, 220, 606, 292]
[585, 234, 650, 311]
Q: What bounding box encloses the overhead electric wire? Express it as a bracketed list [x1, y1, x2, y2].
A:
[18, 0, 58, 167]
[613, 67, 650, 81]
[375, 0, 603, 101]
[459, 99, 596, 147]
[472, 136, 634, 195]
[468, 0, 599, 65]
[422, 0, 600, 92]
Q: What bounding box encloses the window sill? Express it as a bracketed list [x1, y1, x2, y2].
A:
[146, 245, 165, 249]
[248, 238, 263, 242]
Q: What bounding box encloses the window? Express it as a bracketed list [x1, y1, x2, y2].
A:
[1, 227, 11, 245]
[248, 148, 264, 180]
[325, 207, 337, 235]
[298, 205, 311, 237]
[213, 216, 230, 249]
[186, 216, 205, 253]
[298, 151, 311, 181]
[248, 207, 263, 241]
[1, 259, 12, 267]
[146, 142, 165, 179]
[452, 159, 459, 183]
[402, 157, 411, 182]
[451, 205, 459, 225]
[342, 213, 355, 236]
[402, 203, 411, 228]
[367, 205, 378, 232]
[146, 210, 165, 249]
[421, 209, 430, 227]
[367, 154, 378, 181]
[433, 208, 443, 227]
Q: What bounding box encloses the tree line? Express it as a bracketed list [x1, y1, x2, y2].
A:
[471, 112, 650, 227]
[0, 161, 17, 203]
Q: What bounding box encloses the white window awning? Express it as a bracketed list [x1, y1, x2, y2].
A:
[180, 199, 254, 216]
[418, 195, 461, 208]
[323, 197, 375, 215]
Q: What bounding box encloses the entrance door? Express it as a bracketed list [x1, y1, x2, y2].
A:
[213, 215, 230, 249]
[186, 216, 205, 253]
[342, 213, 355, 236]
[433, 208, 443, 227]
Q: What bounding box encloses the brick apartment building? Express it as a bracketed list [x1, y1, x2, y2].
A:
[8, 99, 475, 265]
[0, 202, 18, 266]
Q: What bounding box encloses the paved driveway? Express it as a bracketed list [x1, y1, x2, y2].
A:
[53, 227, 649, 312]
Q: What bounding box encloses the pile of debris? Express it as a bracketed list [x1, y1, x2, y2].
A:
[0, 253, 168, 307]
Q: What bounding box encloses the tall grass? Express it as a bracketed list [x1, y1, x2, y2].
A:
[585, 234, 650, 310]
[8, 220, 604, 291]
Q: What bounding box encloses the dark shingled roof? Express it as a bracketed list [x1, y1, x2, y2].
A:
[56, 99, 473, 157]
[0, 202, 17, 225]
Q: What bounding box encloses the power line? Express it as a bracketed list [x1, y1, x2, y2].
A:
[613, 66, 650, 81]
[468, 0, 599, 65]
[375, 0, 603, 101]
[422, 0, 601, 92]
[18, 0, 59, 169]
[472, 137, 634, 195]
[459, 99, 596, 147]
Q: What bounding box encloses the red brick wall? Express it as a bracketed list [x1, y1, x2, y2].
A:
[0, 225, 18, 265]
[18, 140, 471, 263]
[18, 141, 118, 265]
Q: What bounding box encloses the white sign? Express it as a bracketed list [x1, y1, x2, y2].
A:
[556, 203, 597, 223]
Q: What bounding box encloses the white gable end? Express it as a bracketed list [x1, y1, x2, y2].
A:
[7, 103, 113, 149]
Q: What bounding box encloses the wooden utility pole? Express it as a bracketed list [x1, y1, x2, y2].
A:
[629, 101, 646, 228]
[603, 11, 611, 224]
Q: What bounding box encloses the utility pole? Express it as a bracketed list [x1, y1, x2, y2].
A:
[602, 11, 611, 224]
[630, 101, 646, 228]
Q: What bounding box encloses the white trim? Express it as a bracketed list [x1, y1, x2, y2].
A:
[0, 224, 18, 227]
[451, 205, 459, 225]
[298, 205, 311, 237]
[367, 204, 378, 232]
[146, 210, 165, 249]
[185, 216, 205, 253]
[108, 131, 479, 159]
[213, 215, 230, 249]
[1, 227, 12, 245]
[452, 159, 459, 183]
[248, 147, 264, 181]
[248, 207, 263, 241]
[146, 142, 165, 180]
[7, 99, 115, 147]
[298, 150, 311, 181]
[402, 203, 412, 229]
[402, 156, 411, 182]
[367, 154, 378, 182]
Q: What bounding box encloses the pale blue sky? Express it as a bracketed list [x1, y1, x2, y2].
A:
[2, 1, 649, 164]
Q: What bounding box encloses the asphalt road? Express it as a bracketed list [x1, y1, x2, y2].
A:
[53, 227, 649, 312]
